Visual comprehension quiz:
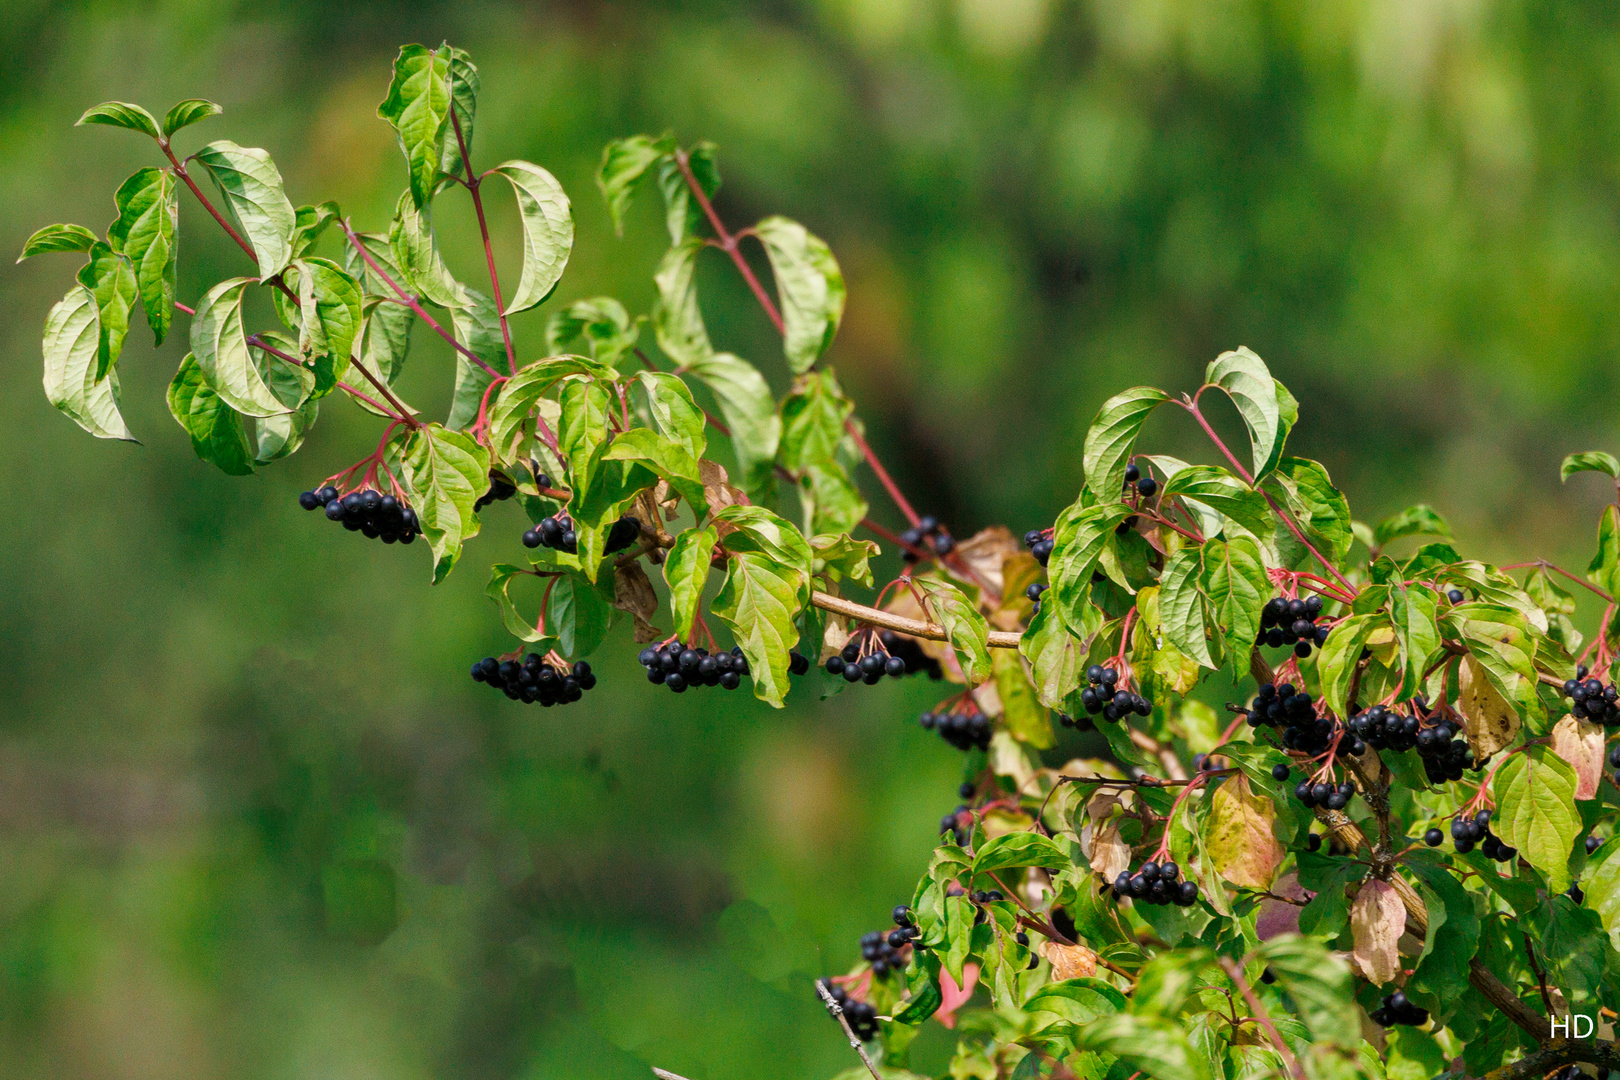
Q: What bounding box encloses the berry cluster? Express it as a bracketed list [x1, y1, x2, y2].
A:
[1370, 990, 1429, 1028]
[1415, 713, 1473, 784]
[299, 485, 421, 544]
[1564, 667, 1620, 725]
[1078, 666, 1151, 723]
[470, 654, 596, 705]
[858, 928, 911, 979]
[816, 979, 880, 1041]
[1287, 770, 1354, 811]
[1257, 595, 1328, 658]
[1026, 582, 1048, 616]
[939, 805, 970, 847]
[523, 512, 577, 553]
[1024, 528, 1055, 568]
[1433, 809, 1515, 860]
[1110, 861, 1198, 907]
[1249, 683, 1342, 756]
[637, 640, 780, 692]
[879, 630, 944, 679]
[1346, 703, 1419, 754]
[900, 515, 955, 563]
[1123, 462, 1158, 498]
[474, 470, 517, 511]
[825, 630, 939, 684]
[919, 705, 993, 752]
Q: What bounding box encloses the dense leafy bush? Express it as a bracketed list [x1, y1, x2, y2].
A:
[23, 42, 1620, 1080]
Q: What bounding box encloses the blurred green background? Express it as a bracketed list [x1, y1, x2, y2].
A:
[4, 1, 1620, 1077]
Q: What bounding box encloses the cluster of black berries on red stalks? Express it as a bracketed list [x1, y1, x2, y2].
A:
[1079, 666, 1151, 722]
[1024, 528, 1055, 567]
[919, 704, 992, 752]
[1111, 860, 1198, 906]
[900, 515, 955, 563]
[939, 805, 970, 847]
[862, 916, 916, 979]
[300, 485, 421, 544]
[816, 979, 880, 1041]
[474, 470, 518, 511]
[1430, 809, 1515, 860]
[470, 654, 595, 705]
[523, 513, 577, 553]
[1258, 595, 1328, 657]
[1123, 462, 1159, 498]
[1249, 683, 1343, 756]
[826, 630, 939, 684]
[1564, 666, 1620, 724]
[1415, 711, 1473, 784]
[638, 640, 783, 692]
[1371, 990, 1429, 1028]
[1275, 764, 1354, 811]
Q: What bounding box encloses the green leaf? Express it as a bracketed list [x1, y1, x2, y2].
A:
[107, 167, 178, 346]
[41, 284, 135, 441]
[1077, 1014, 1211, 1080]
[779, 368, 853, 471]
[753, 215, 845, 373]
[436, 45, 479, 181]
[1081, 386, 1169, 502]
[796, 463, 866, 539]
[548, 297, 641, 367]
[1373, 505, 1451, 549]
[1561, 451, 1620, 482]
[1254, 935, 1358, 1047]
[388, 191, 470, 309]
[355, 296, 413, 389]
[1047, 501, 1133, 633]
[656, 141, 719, 245]
[252, 347, 318, 464]
[166, 353, 253, 475]
[710, 552, 802, 707]
[891, 958, 943, 1026]
[189, 278, 287, 417]
[993, 647, 1052, 749]
[1264, 456, 1352, 565]
[288, 201, 340, 259]
[597, 133, 674, 236]
[713, 505, 814, 583]
[1389, 580, 1441, 697]
[810, 534, 877, 588]
[1019, 602, 1089, 712]
[1161, 465, 1274, 541]
[1205, 347, 1293, 481]
[634, 371, 706, 460]
[292, 257, 362, 393]
[1316, 613, 1384, 717]
[161, 99, 221, 137]
[1590, 504, 1620, 602]
[446, 288, 504, 430]
[397, 424, 489, 583]
[1443, 602, 1543, 726]
[75, 241, 136, 381]
[1200, 536, 1268, 673]
[652, 237, 713, 366]
[1529, 895, 1605, 1007]
[1493, 746, 1580, 891]
[914, 577, 992, 683]
[193, 140, 297, 279]
[490, 160, 573, 315]
[76, 101, 159, 138]
[1582, 837, 1620, 954]
[487, 355, 616, 458]
[972, 831, 1068, 875]
[486, 564, 552, 644]
[1023, 978, 1126, 1025]
[558, 377, 614, 492]
[17, 223, 99, 260]
[548, 573, 614, 658]
[664, 526, 718, 641]
[1159, 546, 1214, 669]
[377, 43, 452, 208]
[1402, 853, 1480, 1007]
[685, 352, 781, 495]
[601, 428, 706, 512]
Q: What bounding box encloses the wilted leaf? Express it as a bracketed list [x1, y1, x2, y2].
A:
[1205, 774, 1282, 890]
[1551, 715, 1605, 800]
[1043, 943, 1099, 981]
[1458, 654, 1520, 761]
[1350, 879, 1404, 985]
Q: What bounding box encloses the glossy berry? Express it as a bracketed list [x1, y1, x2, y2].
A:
[1136, 476, 1158, 497]
[304, 485, 419, 545]
[471, 653, 595, 706]
[1425, 828, 1444, 847]
[920, 706, 993, 752]
[1271, 763, 1290, 782]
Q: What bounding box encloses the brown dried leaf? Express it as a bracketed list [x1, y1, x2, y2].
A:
[1205, 774, 1283, 890]
[1083, 818, 1131, 881]
[700, 459, 748, 516]
[819, 617, 850, 663]
[1350, 879, 1404, 985]
[612, 561, 663, 642]
[1042, 942, 1098, 980]
[949, 525, 1020, 604]
[1458, 654, 1520, 761]
[1551, 714, 1605, 800]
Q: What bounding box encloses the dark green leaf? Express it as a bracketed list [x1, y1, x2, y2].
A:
[487, 355, 616, 457]
[193, 140, 297, 278]
[1265, 456, 1352, 565]
[377, 44, 451, 208]
[1019, 601, 1090, 712]
[17, 223, 99, 261]
[655, 141, 718, 245]
[972, 832, 1068, 874]
[1254, 935, 1358, 1047]
[753, 215, 845, 373]
[1076, 1014, 1212, 1080]
[993, 647, 1051, 749]
[1589, 504, 1620, 602]
[664, 526, 718, 641]
[161, 98, 221, 137]
[491, 160, 573, 314]
[779, 369, 853, 471]
[1047, 500, 1133, 634]
[1530, 895, 1605, 1006]
[1081, 386, 1169, 502]
[601, 428, 706, 512]
[107, 167, 178, 346]
[1317, 613, 1385, 717]
[1402, 852, 1480, 1007]
[75, 241, 136, 380]
[1022, 978, 1126, 1025]
[1201, 536, 1268, 674]
[548, 572, 614, 658]
[292, 257, 363, 393]
[76, 101, 160, 138]
[1389, 580, 1441, 697]
[1582, 837, 1620, 953]
[1159, 545, 1214, 669]
[166, 353, 252, 475]
[1161, 465, 1273, 541]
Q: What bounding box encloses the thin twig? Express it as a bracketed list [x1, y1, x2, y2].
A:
[814, 979, 885, 1080]
[450, 107, 518, 377]
[1219, 957, 1306, 1080]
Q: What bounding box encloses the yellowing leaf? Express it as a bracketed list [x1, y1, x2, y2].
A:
[1350, 879, 1405, 985]
[1205, 774, 1282, 890]
[1084, 819, 1131, 881]
[1551, 715, 1606, 801]
[1458, 653, 1519, 761]
[1043, 942, 1098, 980]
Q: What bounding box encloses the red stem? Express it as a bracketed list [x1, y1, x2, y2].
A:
[450, 108, 518, 377]
[246, 333, 403, 420]
[841, 420, 921, 528]
[674, 149, 784, 335]
[159, 140, 295, 301]
[1502, 560, 1616, 604]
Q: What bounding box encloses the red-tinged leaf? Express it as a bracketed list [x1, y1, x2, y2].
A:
[1551, 715, 1605, 800]
[1350, 879, 1405, 985]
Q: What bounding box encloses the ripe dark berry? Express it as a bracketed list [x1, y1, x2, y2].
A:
[1425, 828, 1444, 847]
[1271, 763, 1290, 782]
[522, 529, 542, 548]
[789, 650, 810, 676]
[1124, 463, 1140, 483]
[308, 484, 420, 545]
[1136, 476, 1158, 497]
[471, 650, 597, 706]
[1447, 589, 1464, 603]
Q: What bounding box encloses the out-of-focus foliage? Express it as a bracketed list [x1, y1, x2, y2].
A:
[3, 2, 1620, 1079]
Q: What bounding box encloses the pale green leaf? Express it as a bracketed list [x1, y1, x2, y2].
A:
[652, 237, 712, 366]
[634, 371, 706, 460]
[753, 215, 845, 373]
[914, 576, 991, 683]
[664, 526, 718, 641]
[193, 140, 297, 279]
[161, 98, 221, 137]
[596, 133, 674, 235]
[377, 43, 451, 208]
[41, 284, 135, 441]
[1561, 451, 1620, 482]
[491, 160, 573, 315]
[190, 277, 287, 417]
[1205, 347, 1292, 481]
[710, 552, 802, 707]
[75, 241, 136, 380]
[107, 167, 178, 345]
[387, 190, 469, 309]
[397, 424, 489, 583]
[17, 223, 99, 261]
[1493, 746, 1580, 892]
[685, 352, 780, 494]
[548, 297, 640, 366]
[656, 141, 718, 245]
[1082, 386, 1169, 502]
[76, 101, 159, 138]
